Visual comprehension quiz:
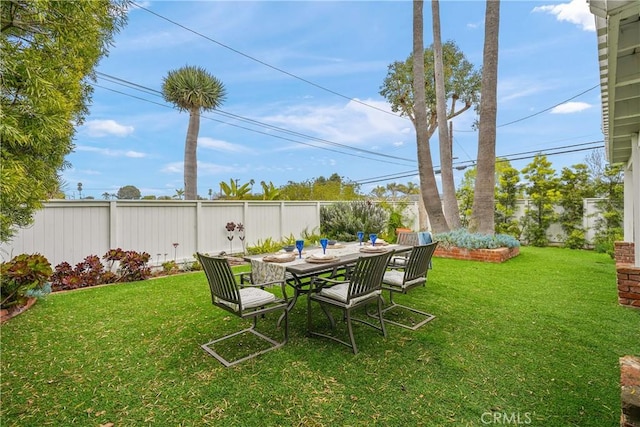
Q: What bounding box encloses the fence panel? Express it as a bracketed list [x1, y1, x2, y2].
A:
[1, 198, 608, 267]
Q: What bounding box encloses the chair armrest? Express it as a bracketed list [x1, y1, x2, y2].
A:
[311, 276, 347, 291]
[235, 271, 253, 285]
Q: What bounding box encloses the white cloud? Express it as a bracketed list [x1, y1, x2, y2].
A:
[261, 98, 410, 149]
[199, 137, 252, 153]
[160, 161, 243, 175]
[83, 119, 134, 137]
[550, 101, 592, 114]
[125, 151, 147, 158]
[467, 21, 482, 30]
[532, 0, 595, 32]
[76, 145, 146, 158]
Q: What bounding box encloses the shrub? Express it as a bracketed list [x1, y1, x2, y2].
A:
[562, 229, 587, 250]
[162, 260, 179, 274]
[1, 253, 52, 309]
[107, 250, 151, 282]
[50, 255, 107, 291]
[246, 238, 283, 255]
[50, 249, 151, 291]
[433, 229, 521, 250]
[320, 201, 388, 242]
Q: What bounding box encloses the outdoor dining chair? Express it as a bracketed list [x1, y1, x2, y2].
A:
[379, 242, 438, 330]
[306, 250, 394, 354]
[197, 253, 289, 367]
[391, 231, 419, 266]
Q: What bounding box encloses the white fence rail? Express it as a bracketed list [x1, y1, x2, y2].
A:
[0, 198, 605, 267]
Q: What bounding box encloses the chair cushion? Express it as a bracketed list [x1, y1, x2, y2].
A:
[383, 271, 424, 289]
[318, 283, 381, 308]
[216, 287, 276, 311]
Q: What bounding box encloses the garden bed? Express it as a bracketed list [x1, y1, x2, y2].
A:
[434, 245, 520, 263]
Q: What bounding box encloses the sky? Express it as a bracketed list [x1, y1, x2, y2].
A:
[64, 0, 605, 200]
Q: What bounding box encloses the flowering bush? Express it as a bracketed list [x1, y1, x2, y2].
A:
[433, 229, 520, 250]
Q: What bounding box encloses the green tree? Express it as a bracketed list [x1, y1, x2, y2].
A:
[557, 164, 595, 248]
[162, 65, 226, 200]
[173, 189, 184, 200]
[380, 35, 481, 232]
[592, 163, 624, 257]
[521, 155, 560, 247]
[280, 175, 361, 201]
[494, 161, 521, 237]
[0, 0, 129, 242]
[456, 168, 477, 228]
[117, 185, 141, 200]
[102, 192, 112, 200]
[370, 186, 387, 199]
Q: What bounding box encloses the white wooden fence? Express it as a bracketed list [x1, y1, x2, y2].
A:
[0, 198, 605, 267]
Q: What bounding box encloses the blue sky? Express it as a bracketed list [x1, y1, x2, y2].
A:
[65, 0, 604, 199]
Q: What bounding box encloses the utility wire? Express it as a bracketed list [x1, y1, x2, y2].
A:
[131, 1, 400, 118]
[355, 143, 603, 185]
[95, 72, 414, 163]
[132, 2, 599, 135]
[93, 83, 416, 168]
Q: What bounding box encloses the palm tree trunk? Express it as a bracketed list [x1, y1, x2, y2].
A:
[413, 0, 449, 233]
[184, 107, 200, 200]
[471, 0, 500, 234]
[432, 0, 460, 229]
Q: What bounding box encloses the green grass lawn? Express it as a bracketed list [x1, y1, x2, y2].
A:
[1, 247, 638, 426]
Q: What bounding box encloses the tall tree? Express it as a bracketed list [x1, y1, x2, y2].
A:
[162, 66, 226, 200]
[521, 154, 560, 247]
[558, 164, 595, 248]
[431, 0, 460, 229]
[117, 185, 141, 200]
[381, 28, 481, 232]
[412, 0, 448, 233]
[470, 0, 501, 234]
[0, 0, 129, 242]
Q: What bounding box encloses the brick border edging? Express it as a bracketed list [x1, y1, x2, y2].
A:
[0, 297, 37, 324]
[433, 246, 520, 263]
[614, 242, 640, 309]
[621, 356, 640, 427]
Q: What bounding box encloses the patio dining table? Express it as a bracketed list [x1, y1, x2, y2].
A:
[244, 242, 412, 316]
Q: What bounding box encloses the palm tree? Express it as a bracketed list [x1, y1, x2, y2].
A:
[162, 66, 226, 200]
[101, 192, 111, 200]
[412, 0, 449, 233]
[432, 0, 460, 229]
[471, 0, 501, 234]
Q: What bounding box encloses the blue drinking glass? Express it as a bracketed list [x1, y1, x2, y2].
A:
[357, 231, 364, 245]
[320, 238, 328, 254]
[369, 233, 378, 246]
[295, 239, 304, 259]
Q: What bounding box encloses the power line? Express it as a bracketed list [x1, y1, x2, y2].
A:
[92, 82, 416, 168]
[131, 2, 601, 138]
[355, 142, 603, 185]
[96, 72, 414, 163]
[130, 1, 400, 119]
